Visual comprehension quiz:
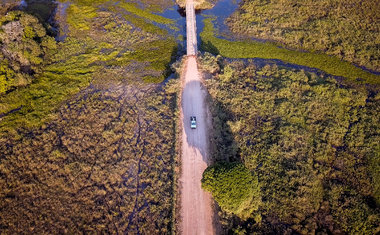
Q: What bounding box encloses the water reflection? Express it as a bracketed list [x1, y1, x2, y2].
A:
[20, 0, 27, 7]
[156, 0, 241, 51]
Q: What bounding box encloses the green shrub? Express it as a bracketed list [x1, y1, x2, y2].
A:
[0, 11, 57, 93]
[202, 162, 261, 219]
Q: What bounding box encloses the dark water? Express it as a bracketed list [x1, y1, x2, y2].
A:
[156, 0, 241, 51]
[158, 0, 380, 77]
[20, 0, 27, 7]
[158, 5, 187, 49]
[197, 0, 241, 36]
[55, 1, 70, 41]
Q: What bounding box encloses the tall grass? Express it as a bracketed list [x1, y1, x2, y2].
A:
[200, 18, 379, 85]
[119, 2, 174, 24]
[1, 1, 177, 135]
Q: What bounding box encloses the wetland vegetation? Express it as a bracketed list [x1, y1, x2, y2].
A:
[0, 0, 178, 134]
[198, 2, 380, 232]
[0, 82, 179, 233]
[1, 0, 180, 233]
[0, 0, 379, 233]
[200, 18, 379, 85]
[226, 0, 380, 73]
[199, 53, 380, 234]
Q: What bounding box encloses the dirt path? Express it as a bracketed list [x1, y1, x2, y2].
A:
[179, 0, 216, 233]
[179, 56, 214, 235]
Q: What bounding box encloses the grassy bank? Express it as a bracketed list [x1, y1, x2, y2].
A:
[226, 0, 379, 72]
[176, 0, 217, 10]
[200, 18, 379, 85]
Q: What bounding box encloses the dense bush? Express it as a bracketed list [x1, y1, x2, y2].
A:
[202, 162, 260, 219]
[227, 0, 380, 72]
[203, 56, 380, 234]
[198, 52, 221, 75]
[0, 11, 57, 93]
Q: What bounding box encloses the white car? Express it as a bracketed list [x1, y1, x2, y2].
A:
[190, 116, 196, 129]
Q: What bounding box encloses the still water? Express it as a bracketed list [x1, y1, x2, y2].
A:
[157, 0, 241, 50]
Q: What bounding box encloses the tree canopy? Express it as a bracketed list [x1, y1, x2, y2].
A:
[202, 162, 261, 219]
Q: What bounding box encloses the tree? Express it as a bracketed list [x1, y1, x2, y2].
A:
[201, 162, 261, 219]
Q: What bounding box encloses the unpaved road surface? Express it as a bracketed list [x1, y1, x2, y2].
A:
[179, 56, 214, 235]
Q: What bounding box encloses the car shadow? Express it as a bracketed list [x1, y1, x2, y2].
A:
[181, 79, 239, 164]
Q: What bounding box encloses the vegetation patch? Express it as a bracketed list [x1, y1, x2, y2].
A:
[227, 0, 380, 72]
[202, 162, 260, 219]
[66, 4, 97, 31]
[176, 0, 218, 10]
[0, 0, 177, 136]
[0, 82, 179, 233]
[119, 2, 174, 25]
[200, 18, 379, 85]
[201, 54, 380, 234]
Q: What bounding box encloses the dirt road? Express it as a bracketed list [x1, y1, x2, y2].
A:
[179, 0, 215, 233]
[179, 56, 214, 235]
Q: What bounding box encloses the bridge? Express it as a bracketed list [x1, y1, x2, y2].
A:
[186, 2, 197, 55]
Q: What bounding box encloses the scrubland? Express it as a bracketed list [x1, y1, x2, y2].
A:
[0, 0, 180, 233]
[199, 53, 380, 234]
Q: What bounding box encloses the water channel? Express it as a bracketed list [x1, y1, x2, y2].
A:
[157, 0, 242, 51]
[18, 0, 379, 76]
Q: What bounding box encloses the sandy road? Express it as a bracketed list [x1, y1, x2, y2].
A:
[179, 0, 215, 233]
[179, 55, 214, 235]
